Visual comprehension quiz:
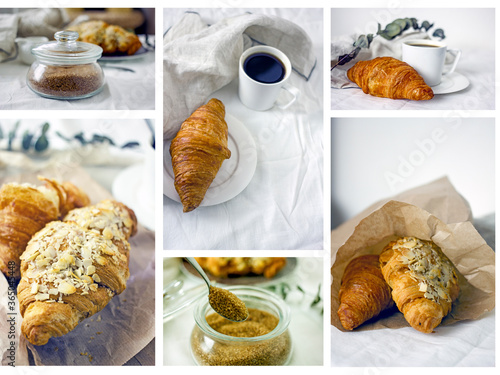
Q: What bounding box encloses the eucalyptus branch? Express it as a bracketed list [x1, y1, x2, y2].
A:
[332, 17, 446, 70]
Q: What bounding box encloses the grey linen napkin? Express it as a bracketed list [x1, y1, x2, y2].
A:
[0, 9, 68, 63]
[331, 31, 429, 89]
[163, 11, 316, 140]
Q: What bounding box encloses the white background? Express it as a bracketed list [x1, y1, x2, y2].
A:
[331, 8, 495, 51]
[331, 117, 495, 228]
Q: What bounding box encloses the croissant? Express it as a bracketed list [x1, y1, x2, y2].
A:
[379, 237, 460, 333]
[195, 257, 287, 278]
[0, 177, 89, 279]
[68, 20, 142, 55]
[347, 56, 434, 100]
[337, 255, 394, 330]
[17, 200, 137, 345]
[170, 98, 231, 212]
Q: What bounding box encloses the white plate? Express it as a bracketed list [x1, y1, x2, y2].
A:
[112, 164, 155, 231]
[163, 113, 257, 209]
[99, 46, 150, 61]
[432, 72, 470, 94]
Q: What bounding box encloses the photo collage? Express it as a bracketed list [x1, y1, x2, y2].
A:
[0, 1, 496, 373]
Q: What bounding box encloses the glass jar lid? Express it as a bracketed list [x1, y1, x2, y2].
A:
[32, 30, 103, 64]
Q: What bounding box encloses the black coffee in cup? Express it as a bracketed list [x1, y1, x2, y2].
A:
[243, 52, 285, 84]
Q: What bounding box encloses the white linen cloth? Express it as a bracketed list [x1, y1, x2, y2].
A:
[331, 34, 495, 110]
[0, 9, 69, 63]
[163, 8, 323, 250]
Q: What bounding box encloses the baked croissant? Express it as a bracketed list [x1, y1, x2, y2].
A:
[170, 98, 231, 212]
[347, 56, 434, 100]
[195, 257, 287, 279]
[17, 200, 137, 345]
[337, 255, 394, 330]
[68, 20, 142, 55]
[0, 177, 89, 279]
[379, 237, 460, 333]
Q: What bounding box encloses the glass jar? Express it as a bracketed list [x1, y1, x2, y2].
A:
[190, 286, 292, 366]
[27, 30, 104, 100]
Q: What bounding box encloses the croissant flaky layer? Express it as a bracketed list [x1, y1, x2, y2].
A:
[170, 98, 231, 212]
[17, 200, 137, 345]
[379, 237, 460, 333]
[68, 20, 142, 55]
[0, 177, 89, 279]
[347, 56, 434, 100]
[338, 255, 394, 330]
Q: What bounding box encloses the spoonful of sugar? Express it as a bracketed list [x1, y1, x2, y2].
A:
[185, 257, 248, 322]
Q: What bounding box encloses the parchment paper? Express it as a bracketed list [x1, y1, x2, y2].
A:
[331, 177, 495, 332]
[0, 166, 155, 366]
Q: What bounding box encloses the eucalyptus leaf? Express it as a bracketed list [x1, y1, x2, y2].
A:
[353, 34, 373, 49]
[74, 132, 88, 145]
[421, 21, 434, 31]
[55, 131, 72, 142]
[393, 18, 411, 32]
[92, 134, 115, 145]
[335, 46, 361, 66]
[432, 28, 446, 39]
[0, 125, 3, 140]
[34, 135, 49, 152]
[410, 18, 419, 30]
[22, 130, 34, 151]
[121, 141, 140, 149]
[7, 121, 20, 151]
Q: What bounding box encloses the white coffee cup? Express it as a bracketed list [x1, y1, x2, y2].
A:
[402, 39, 461, 87]
[238, 45, 300, 111]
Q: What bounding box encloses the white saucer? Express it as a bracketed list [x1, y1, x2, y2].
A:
[163, 113, 257, 209]
[432, 72, 470, 95]
[112, 164, 155, 231]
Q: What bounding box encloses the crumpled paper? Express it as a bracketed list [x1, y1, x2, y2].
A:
[163, 11, 316, 139]
[331, 177, 495, 332]
[0, 166, 155, 366]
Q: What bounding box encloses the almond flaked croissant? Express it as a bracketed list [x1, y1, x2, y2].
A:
[347, 56, 434, 100]
[170, 98, 231, 212]
[0, 177, 89, 279]
[17, 200, 137, 345]
[337, 255, 394, 330]
[379, 237, 460, 333]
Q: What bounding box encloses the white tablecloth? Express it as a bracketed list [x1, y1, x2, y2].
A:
[331, 49, 495, 110]
[163, 9, 323, 250]
[163, 257, 324, 366]
[0, 36, 155, 110]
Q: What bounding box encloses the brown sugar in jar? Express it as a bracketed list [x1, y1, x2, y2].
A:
[28, 63, 103, 99]
[190, 286, 292, 366]
[27, 30, 104, 100]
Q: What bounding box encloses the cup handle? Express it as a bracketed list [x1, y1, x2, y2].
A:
[277, 83, 300, 110]
[444, 49, 461, 76]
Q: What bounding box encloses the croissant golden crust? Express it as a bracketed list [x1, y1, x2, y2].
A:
[17, 199, 137, 345]
[68, 20, 142, 55]
[0, 177, 89, 279]
[170, 98, 231, 212]
[379, 236, 460, 333]
[337, 254, 394, 330]
[347, 56, 434, 100]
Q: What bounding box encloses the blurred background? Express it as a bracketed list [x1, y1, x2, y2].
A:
[331, 117, 495, 231]
[0, 8, 155, 36]
[0, 119, 155, 231]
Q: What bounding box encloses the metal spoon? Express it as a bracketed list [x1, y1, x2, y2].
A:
[184, 257, 248, 322]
